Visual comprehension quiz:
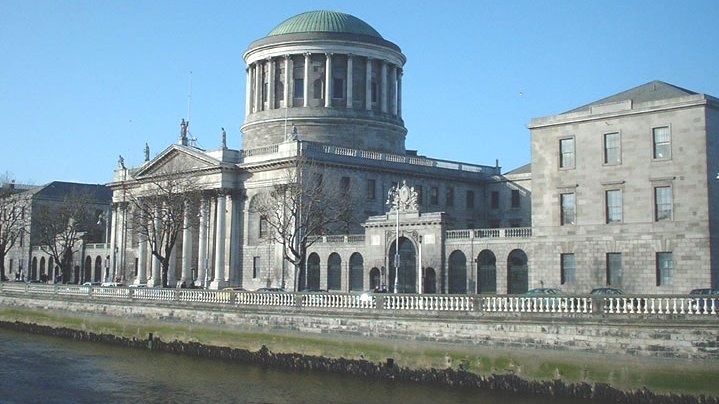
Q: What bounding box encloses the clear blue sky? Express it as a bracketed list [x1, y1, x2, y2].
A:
[2, 0, 718, 185]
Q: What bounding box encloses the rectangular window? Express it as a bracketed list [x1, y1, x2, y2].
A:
[294, 78, 304, 98]
[491, 191, 499, 209]
[559, 138, 575, 169]
[253, 256, 261, 279]
[259, 216, 268, 238]
[560, 192, 576, 225]
[604, 132, 620, 164]
[333, 78, 344, 99]
[654, 186, 673, 221]
[366, 179, 376, 200]
[561, 253, 576, 284]
[606, 253, 623, 286]
[656, 252, 673, 286]
[511, 189, 520, 208]
[430, 186, 439, 205]
[446, 187, 454, 207]
[466, 190, 475, 209]
[605, 189, 622, 223]
[653, 126, 671, 159]
[416, 185, 423, 206]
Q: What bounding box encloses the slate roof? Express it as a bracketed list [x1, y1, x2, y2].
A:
[565, 80, 698, 114]
[33, 181, 111, 203]
[267, 10, 382, 38]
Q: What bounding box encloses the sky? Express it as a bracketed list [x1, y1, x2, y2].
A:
[2, 0, 718, 186]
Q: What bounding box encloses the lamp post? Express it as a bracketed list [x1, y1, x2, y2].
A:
[386, 182, 401, 294]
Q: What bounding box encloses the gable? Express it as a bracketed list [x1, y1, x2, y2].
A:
[134, 146, 221, 179]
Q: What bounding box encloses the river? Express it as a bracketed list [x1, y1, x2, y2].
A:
[0, 327, 603, 403]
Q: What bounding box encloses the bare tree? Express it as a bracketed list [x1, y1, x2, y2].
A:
[127, 170, 202, 287]
[0, 180, 31, 281]
[34, 190, 96, 283]
[252, 156, 358, 291]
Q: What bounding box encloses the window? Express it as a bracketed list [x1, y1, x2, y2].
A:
[511, 189, 520, 208]
[366, 179, 376, 200]
[605, 189, 622, 223]
[491, 191, 499, 209]
[559, 138, 575, 169]
[604, 132, 620, 164]
[561, 253, 576, 284]
[262, 82, 267, 102]
[446, 187, 454, 207]
[654, 186, 673, 221]
[259, 216, 268, 238]
[653, 126, 671, 159]
[333, 78, 344, 99]
[415, 185, 423, 206]
[313, 78, 324, 99]
[430, 186, 439, 205]
[606, 253, 623, 286]
[294, 78, 304, 98]
[253, 256, 261, 279]
[466, 190, 475, 209]
[560, 192, 575, 225]
[656, 252, 673, 286]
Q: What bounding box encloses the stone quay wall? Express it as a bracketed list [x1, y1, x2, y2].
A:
[1, 290, 718, 361]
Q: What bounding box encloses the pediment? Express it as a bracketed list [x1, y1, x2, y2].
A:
[134, 145, 221, 179]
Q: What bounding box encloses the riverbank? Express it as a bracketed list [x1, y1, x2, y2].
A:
[1, 307, 717, 403]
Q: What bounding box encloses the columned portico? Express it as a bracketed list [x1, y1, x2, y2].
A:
[210, 193, 228, 289]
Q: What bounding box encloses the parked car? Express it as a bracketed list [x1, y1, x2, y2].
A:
[590, 287, 625, 295]
[82, 282, 102, 287]
[255, 287, 286, 293]
[222, 287, 248, 291]
[689, 288, 719, 312]
[128, 284, 147, 288]
[100, 282, 123, 287]
[523, 288, 564, 310]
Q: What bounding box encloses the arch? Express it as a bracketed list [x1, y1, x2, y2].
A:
[313, 78, 324, 100]
[94, 256, 103, 282]
[84, 256, 92, 282]
[349, 253, 364, 291]
[423, 267, 437, 293]
[369, 267, 381, 290]
[388, 236, 416, 293]
[40, 257, 46, 276]
[31, 257, 37, 280]
[306, 253, 321, 290]
[327, 253, 342, 291]
[507, 249, 529, 294]
[477, 250, 497, 294]
[448, 250, 467, 294]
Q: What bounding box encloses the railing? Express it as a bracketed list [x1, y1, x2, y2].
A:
[1, 283, 717, 317]
[446, 227, 532, 241]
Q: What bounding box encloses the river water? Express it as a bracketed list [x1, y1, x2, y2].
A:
[0, 327, 602, 404]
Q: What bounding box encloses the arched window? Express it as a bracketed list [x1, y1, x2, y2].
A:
[423, 267, 436, 294]
[477, 250, 497, 294]
[313, 78, 324, 99]
[349, 253, 364, 291]
[327, 253, 342, 291]
[448, 250, 467, 294]
[507, 249, 529, 294]
[369, 267, 381, 290]
[306, 253, 321, 291]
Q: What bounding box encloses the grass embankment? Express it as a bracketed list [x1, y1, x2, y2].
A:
[1, 307, 717, 396]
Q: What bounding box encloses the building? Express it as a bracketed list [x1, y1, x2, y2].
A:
[96, 11, 717, 294]
[0, 181, 112, 283]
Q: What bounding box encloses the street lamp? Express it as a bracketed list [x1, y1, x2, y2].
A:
[385, 181, 419, 294]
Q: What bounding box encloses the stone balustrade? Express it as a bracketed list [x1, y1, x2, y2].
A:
[3, 283, 717, 316]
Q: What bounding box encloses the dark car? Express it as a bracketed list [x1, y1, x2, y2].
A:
[590, 287, 625, 295]
[523, 288, 564, 310]
[256, 287, 286, 293]
[689, 288, 719, 313]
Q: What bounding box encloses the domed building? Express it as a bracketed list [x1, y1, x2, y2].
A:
[102, 10, 718, 295]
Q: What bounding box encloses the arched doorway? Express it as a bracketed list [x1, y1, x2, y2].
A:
[477, 250, 497, 294]
[388, 236, 416, 293]
[507, 249, 528, 294]
[327, 253, 341, 291]
[94, 256, 103, 282]
[84, 256, 92, 282]
[448, 250, 467, 294]
[369, 267, 381, 290]
[40, 257, 46, 278]
[423, 267, 436, 293]
[306, 253, 321, 290]
[31, 257, 38, 280]
[349, 253, 364, 291]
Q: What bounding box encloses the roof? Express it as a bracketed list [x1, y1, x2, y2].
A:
[33, 181, 112, 203]
[267, 10, 382, 38]
[565, 80, 697, 114]
[505, 163, 531, 175]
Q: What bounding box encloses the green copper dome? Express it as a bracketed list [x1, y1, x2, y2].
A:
[267, 10, 382, 38]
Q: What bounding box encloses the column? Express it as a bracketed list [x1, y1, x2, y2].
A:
[267, 57, 275, 110]
[346, 54, 353, 108]
[380, 61, 388, 113]
[211, 193, 227, 289]
[245, 65, 252, 116]
[324, 53, 332, 108]
[284, 55, 291, 108]
[254, 62, 262, 112]
[150, 205, 161, 286]
[108, 204, 118, 282]
[197, 198, 208, 288]
[303, 53, 310, 107]
[136, 211, 147, 285]
[365, 57, 372, 110]
[397, 68, 403, 118]
[390, 65, 398, 116]
[169, 243, 177, 286]
[181, 202, 193, 286]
